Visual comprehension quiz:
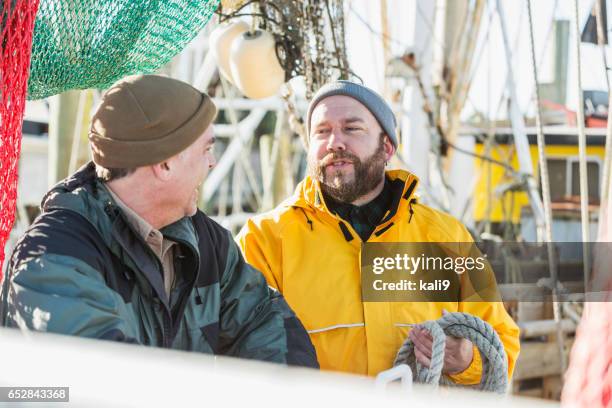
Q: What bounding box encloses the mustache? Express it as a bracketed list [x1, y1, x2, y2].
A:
[319, 151, 360, 167]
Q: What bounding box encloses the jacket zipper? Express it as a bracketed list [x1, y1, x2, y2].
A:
[159, 235, 200, 349]
[102, 201, 179, 348]
[118, 211, 174, 348]
[139, 241, 173, 348]
[162, 312, 172, 348]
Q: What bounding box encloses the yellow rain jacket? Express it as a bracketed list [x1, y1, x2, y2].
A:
[237, 170, 520, 383]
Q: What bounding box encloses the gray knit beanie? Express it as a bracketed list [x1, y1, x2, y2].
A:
[306, 80, 398, 147]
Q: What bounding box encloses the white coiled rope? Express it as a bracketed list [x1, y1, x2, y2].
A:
[393, 312, 508, 393]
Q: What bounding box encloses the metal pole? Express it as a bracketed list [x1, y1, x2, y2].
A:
[596, 0, 612, 238]
[259, 135, 273, 210]
[231, 157, 243, 214]
[48, 91, 80, 186]
[600, 95, 612, 233]
[404, 0, 437, 187]
[526, 2, 555, 245]
[496, 0, 547, 241]
[573, 0, 591, 289]
[445, 0, 486, 172]
[527, 0, 566, 377]
[380, 0, 390, 98]
[68, 91, 88, 175]
[595, 0, 610, 92]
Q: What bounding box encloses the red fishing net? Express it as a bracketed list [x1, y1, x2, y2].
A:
[562, 200, 612, 407]
[0, 0, 40, 280]
[562, 302, 612, 407]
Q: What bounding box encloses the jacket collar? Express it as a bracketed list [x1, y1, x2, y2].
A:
[41, 162, 199, 251]
[41, 162, 117, 245]
[40, 162, 200, 304]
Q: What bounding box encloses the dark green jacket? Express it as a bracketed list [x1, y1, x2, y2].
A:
[0, 163, 318, 367]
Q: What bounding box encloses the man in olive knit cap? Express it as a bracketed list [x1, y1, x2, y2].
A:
[0, 75, 318, 368]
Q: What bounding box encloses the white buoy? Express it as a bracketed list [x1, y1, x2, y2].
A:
[209, 21, 250, 84]
[230, 29, 286, 99]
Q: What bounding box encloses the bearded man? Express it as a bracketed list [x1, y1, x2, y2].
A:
[237, 80, 519, 381]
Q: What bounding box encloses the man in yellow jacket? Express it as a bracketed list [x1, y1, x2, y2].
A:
[237, 80, 519, 383]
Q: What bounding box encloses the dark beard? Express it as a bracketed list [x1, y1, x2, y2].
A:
[307, 140, 386, 204]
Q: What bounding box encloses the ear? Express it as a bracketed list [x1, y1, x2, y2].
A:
[382, 135, 396, 161]
[150, 160, 173, 181]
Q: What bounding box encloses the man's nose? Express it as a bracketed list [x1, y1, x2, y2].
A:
[326, 130, 346, 151]
[208, 154, 216, 169]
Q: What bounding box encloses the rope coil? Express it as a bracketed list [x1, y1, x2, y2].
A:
[393, 312, 508, 393]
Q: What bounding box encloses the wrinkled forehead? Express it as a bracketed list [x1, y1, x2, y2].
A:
[310, 95, 376, 125]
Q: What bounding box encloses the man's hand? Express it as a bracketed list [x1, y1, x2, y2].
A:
[409, 327, 474, 375]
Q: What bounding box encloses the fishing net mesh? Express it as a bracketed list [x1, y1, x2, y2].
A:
[27, 0, 220, 99]
[1, 0, 40, 279]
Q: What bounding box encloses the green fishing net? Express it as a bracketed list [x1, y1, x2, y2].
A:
[27, 0, 220, 100]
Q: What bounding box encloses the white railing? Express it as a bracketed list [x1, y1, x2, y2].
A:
[0, 328, 558, 408]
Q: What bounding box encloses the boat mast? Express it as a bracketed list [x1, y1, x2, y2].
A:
[495, 0, 547, 242]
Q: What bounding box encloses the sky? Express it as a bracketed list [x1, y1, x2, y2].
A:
[345, 0, 606, 121]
